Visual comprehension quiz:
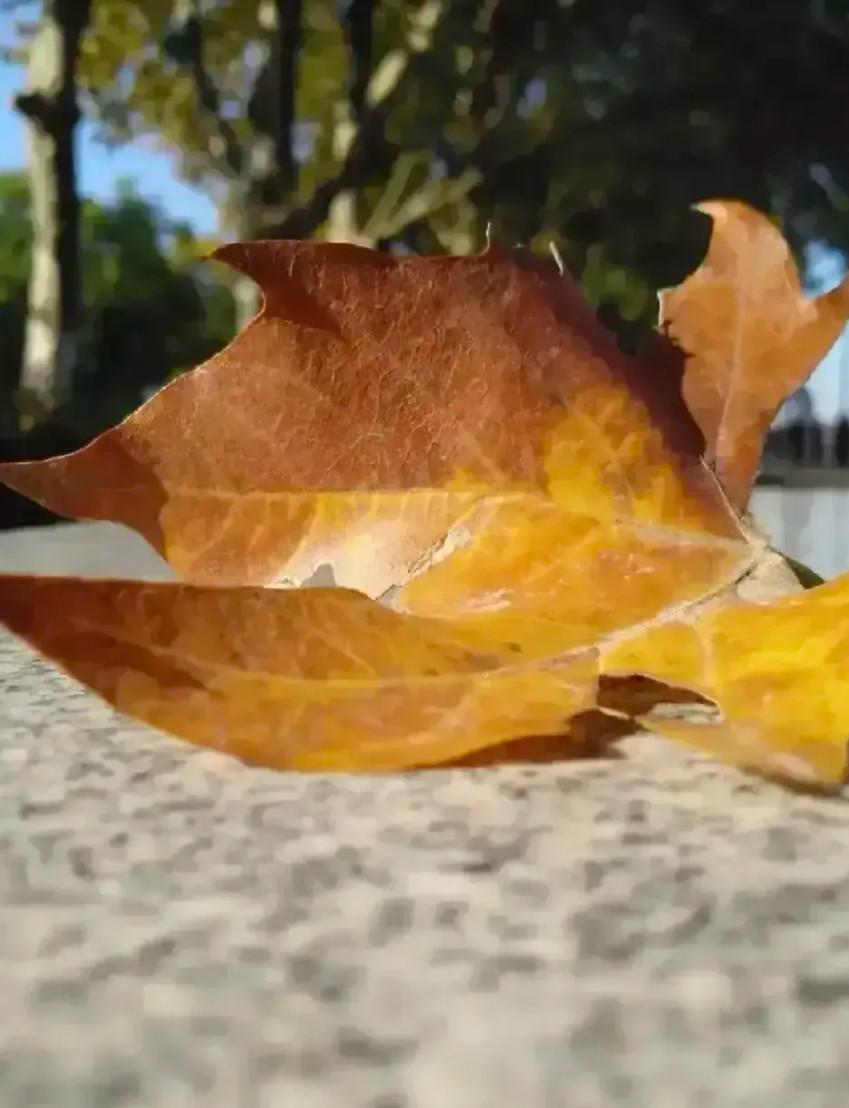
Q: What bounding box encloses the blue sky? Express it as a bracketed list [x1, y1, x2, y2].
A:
[0, 12, 217, 234]
[1, 11, 848, 419]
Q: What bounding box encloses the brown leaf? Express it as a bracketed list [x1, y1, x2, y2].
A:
[0, 545, 845, 782]
[0, 575, 603, 771]
[0, 239, 738, 592]
[0, 204, 848, 787]
[659, 201, 849, 508]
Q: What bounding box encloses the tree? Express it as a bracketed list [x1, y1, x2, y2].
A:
[75, 1, 594, 326]
[73, 1, 470, 324]
[13, 0, 93, 426]
[0, 171, 236, 435]
[78, 181, 236, 425]
[510, 0, 849, 310]
[14, 0, 849, 348]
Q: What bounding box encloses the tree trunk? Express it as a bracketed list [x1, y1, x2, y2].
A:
[14, 0, 90, 427]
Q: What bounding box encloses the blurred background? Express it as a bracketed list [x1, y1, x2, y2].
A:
[0, 0, 848, 577]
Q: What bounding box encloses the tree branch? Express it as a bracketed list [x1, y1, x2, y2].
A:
[274, 0, 302, 195]
[267, 0, 448, 239]
[363, 164, 483, 241]
[344, 0, 376, 115]
[163, 0, 245, 178]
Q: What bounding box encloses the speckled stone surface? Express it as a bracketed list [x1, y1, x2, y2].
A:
[1, 524, 849, 1108]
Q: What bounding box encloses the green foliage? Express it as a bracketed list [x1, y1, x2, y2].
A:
[0, 175, 32, 405]
[0, 172, 235, 432]
[9, 0, 849, 374]
[66, 1, 849, 332]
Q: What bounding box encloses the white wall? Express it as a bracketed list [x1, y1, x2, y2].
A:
[750, 487, 849, 580]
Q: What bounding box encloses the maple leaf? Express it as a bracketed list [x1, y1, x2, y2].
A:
[0, 238, 738, 590]
[0, 201, 846, 787]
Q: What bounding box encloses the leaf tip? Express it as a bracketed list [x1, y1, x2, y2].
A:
[692, 198, 785, 239]
[208, 240, 253, 273]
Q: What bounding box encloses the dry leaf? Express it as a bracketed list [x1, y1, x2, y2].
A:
[0, 201, 846, 787]
[659, 200, 849, 509]
[0, 237, 740, 590]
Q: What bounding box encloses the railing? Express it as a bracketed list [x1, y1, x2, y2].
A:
[759, 420, 849, 484]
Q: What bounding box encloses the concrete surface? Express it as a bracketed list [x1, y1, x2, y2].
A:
[1, 524, 849, 1108]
